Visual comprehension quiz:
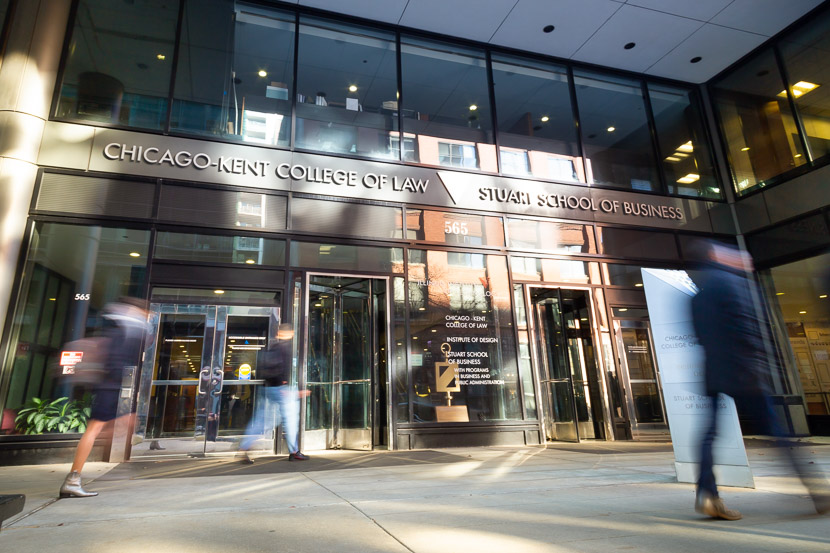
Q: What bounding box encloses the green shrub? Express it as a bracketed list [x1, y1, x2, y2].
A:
[14, 394, 93, 434]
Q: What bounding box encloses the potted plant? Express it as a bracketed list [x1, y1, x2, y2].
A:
[14, 394, 92, 434]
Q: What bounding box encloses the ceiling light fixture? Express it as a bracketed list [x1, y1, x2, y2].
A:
[624, 42, 636, 50]
[740, 147, 750, 152]
[619, 308, 628, 312]
[665, 156, 681, 162]
[778, 81, 819, 98]
[348, 85, 358, 92]
[214, 290, 225, 295]
[541, 115, 549, 122]
[820, 295, 828, 299]
[469, 104, 478, 111]
[245, 259, 256, 264]
[543, 25, 555, 33]
[156, 54, 166, 61]
[690, 56, 702, 64]
[799, 310, 807, 314]
[258, 70, 267, 77]
[129, 252, 140, 257]
[607, 126, 615, 132]
[677, 173, 700, 184]
[677, 141, 694, 153]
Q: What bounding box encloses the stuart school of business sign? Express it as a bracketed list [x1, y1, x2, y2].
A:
[86, 130, 711, 230]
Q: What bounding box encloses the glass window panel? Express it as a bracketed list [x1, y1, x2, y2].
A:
[295, 18, 398, 160]
[55, 0, 178, 129]
[598, 227, 679, 260]
[154, 232, 286, 265]
[779, 10, 830, 163]
[506, 219, 596, 253]
[713, 48, 806, 195]
[745, 214, 830, 266]
[2, 223, 150, 431]
[292, 198, 403, 239]
[170, 1, 294, 146]
[612, 307, 649, 318]
[512, 284, 537, 419]
[491, 55, 583, 182]
[400, 37, 496, 171]
[573, 70, 660, 191]
[406, 210, 504, 246]
[648, 83, 720, 199]
[290, 242, 403, 273]
[407, 250, 521, 422]
[604, 264, 651, 287]
[510, 257, 598, 284]
[150, 288, 281, 304]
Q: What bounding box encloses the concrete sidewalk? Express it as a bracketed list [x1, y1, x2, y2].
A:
[1, 441, 829, 553]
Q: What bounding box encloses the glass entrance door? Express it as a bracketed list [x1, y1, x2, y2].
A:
[132, 303, 279, 457]
[613, 318, 668, 436]
[530, 287, 603, 442]
[304, 275, 386, 451]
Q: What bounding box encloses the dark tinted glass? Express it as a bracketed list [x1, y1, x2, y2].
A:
[573, 70, 659, 191]
[648, 84, 720, 199]
[292, 198, 403, 239]
[713, 48, 806, 195]
[55, 0, 178, 129]
[491, 55, 582, 182]
[745, 214, 830, 265]
[154, 232, 286, 265]
[290, 242, 403, 273]
[296, 18, 398, 159]
[779, 9, 830, 163]
[400, 37, 496, 171]
[598, 227, 679, 260]
[170, 1, 294, 146]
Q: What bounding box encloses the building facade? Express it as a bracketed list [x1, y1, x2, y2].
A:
[0, 0, 828, 463]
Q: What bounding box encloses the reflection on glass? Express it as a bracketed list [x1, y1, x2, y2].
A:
[292, 198, 403, 239]
[407, 250, 519, 422]
[55, 0, 177, 128]
[604, 264, 648, 287]
[510, 257, 594, 284]
[221, 316, 269, 435]
[779, 10, 830, 163]
[393, 277, 409, 423]
[620, 325, 664, 424]
[506, 219, 596, 253]
[573, 69, 659, 191]
[491, 54, 583, 182]
[170, 1, 294, 146]
[401, 37, 496, 171]
[713, 48, 806, 195]
[648, 83, 719, 199]
[406, 210, 504, 246]
[154, 232, 286, 265]
[512, 285, 537, 419]
[2, 223, 149, 423]
[290, 242, 403, 273]
[295, 18, 398, 159]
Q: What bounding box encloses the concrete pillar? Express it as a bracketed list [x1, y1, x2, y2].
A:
[0, 1, 72, 351]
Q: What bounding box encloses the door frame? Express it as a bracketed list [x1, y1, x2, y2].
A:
[524, 284, 612, 443]
[300, 272, 393, 451]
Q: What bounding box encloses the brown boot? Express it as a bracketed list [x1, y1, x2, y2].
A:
[695, 491, 742, 520]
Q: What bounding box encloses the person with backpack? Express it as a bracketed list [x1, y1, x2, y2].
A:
[238, 324, 308, 462]
[59, 297, 148, 498]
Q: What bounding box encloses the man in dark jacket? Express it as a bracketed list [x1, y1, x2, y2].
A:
[691, 240, 829, 519]
[238, 324, 308, 462]
[59, 297, 148, 498]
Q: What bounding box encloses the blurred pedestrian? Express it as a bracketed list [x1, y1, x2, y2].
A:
[690, 240, 829, 520]
[238, 324, 308, 462]
[59, 297, 148, 498]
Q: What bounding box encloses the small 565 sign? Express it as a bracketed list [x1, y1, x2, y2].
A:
[74, 294, 90, 301]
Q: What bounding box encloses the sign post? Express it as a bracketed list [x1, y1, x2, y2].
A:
[641, 268, 754, 488]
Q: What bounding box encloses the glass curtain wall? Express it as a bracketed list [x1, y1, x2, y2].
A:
[491, 55, 582, 182]
[400, 38, 496, 171]
[1, 223, 150, 436]
[712, 48, 806, 195]
[295, 18, 398, 159]
[54, 0, 179, 128]
[170, 1, 295, 146]
[53, 0, 721, 200]
[647, 84, 719, 198]
[573, 70, 660, 192]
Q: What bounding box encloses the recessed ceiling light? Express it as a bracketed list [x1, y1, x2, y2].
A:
[634, 283, 643, 287]
[540, 115, 549, 122]
[677, 141, 694, 152]
[258, 70, 267, 77]
[690, 56, 702, 64]
[665, 156, 681, 162]
[245, 259, 255, 264]
[129, 252, 140, 257]
[619, 308, 628, 312]
[624, 42, 636, 50]
[819, 294, 827, 299]
[794, 153, 802, 158]
[607, 126, 615, 132]
[156, 54, 166, 61]
[348, 85, 358, 92]
[214, 289, 225, 294]
[799, 310, 807, 314]
[48, 298, 56, 301]
[740, 147, 750, 152]
[677, 173, 700, 184]
[469, 104, 478, 111]
[543, 25, 555, 33]
[778, 81, 819, 98]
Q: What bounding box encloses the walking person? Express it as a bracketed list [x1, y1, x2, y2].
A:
[690, 240, 829, 520]
[59, 297, 148, 498]
[238, 324, 308, 462]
